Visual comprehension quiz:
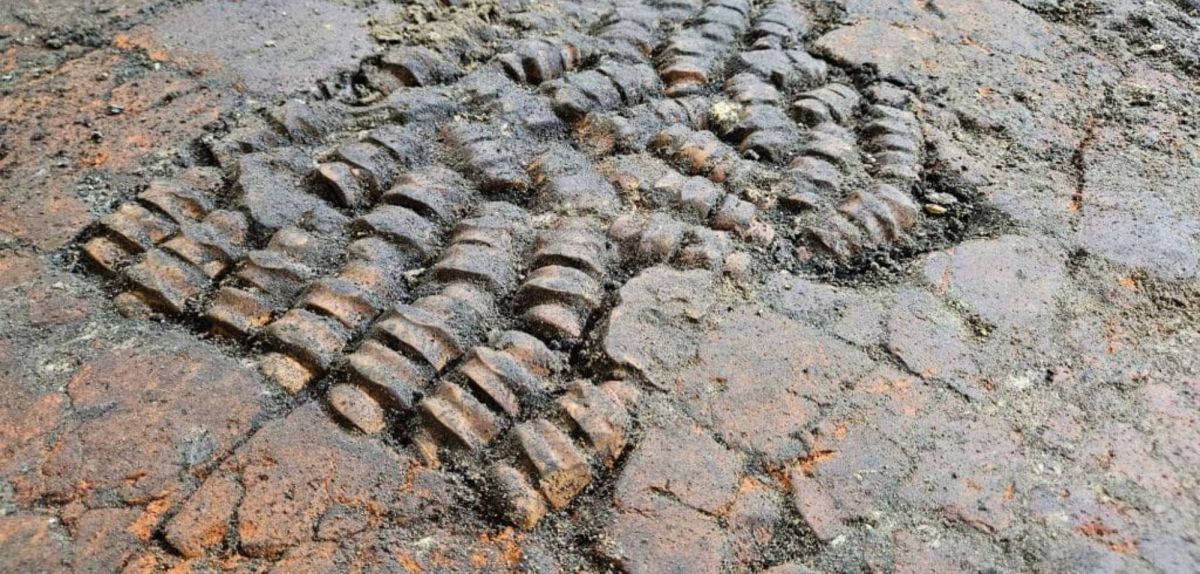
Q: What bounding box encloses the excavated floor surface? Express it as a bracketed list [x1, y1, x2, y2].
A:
[1, 0, 1198, 572]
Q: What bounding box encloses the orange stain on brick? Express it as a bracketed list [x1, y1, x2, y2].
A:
[1076, 519, 1140, 555]
[113, 29, 170, 62]
[395, 551, 424, 573]
[479, 527, 524, 567]
[128, 498, 172, 541]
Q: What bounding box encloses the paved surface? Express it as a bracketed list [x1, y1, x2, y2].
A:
[1, 0, 1197, 572]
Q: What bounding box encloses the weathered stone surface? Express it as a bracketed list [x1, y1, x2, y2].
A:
[0, 45, 227, 249]
[1079, 128, 1200, 280]
[0, 514, 69, 572]
[268, 541, 340, 573]
[602, 266, 719, 388]
[154, 403, 458, 559]
[764, 273, 886, 348]
[886, 288, 984, 400]
[335, 527, 528, 572]
[163, 472, 243, 558]
[2, 0, 1200, 570]
[923, 235, 1068, 330]
[70, 507, 146, 574]
[762, 563, 820, 574]
[0, 0, 160, 39]
[220, 404, 446, 558]
[789, 425, 911, 541]
[678, 307, 875, 464]
[0, 279, 71, 470]
[816, 0, 1109, 156]
[236, 150, 348, 233]
[888, 527, 1015, 573]
[614, 426, 742, 515]
[601, 496, 727, 574]
[726, 478, 784, 569]
[150, 0, 375, 94]
[17, 342, 262, 506]
[898, 413, 1023, 534]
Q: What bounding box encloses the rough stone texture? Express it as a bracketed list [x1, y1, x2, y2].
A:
[898, 411, 1024, 533]
[188, 403, 458, 559]
[790, 423, 912, 541]
[2, 0, 1199, 571]
[678, 307, 875, 465]
[163, 472, 243, 559]
[614, 426, 743, 515]
[886, 288, 985, 399]
[923, 235, 1068, 331]
[150, 0, 377, 94]
[1079, 127, 1200, 280]
[70, 507, 147, 574]
[0, 514, 70, 572]
[726, 480, 785, 570]
[0, 43, 228, 249]
[602, 266, 720, 389]
[601, 498, 728, 574]
[13, 343, 263, 506]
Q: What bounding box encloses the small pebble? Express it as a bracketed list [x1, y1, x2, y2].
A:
[925, 192, 959, 206]
[107, 105, 124, 115]
[723, 251, 753, 284]
[1148, 43, 1166, 53]
[709, 100, 742, 134]
[783, 192, 821, 211]
[925, 204, 948, 215]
